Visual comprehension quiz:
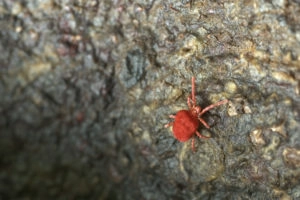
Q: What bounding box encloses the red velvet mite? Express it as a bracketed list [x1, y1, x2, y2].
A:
[165, 77, 228, 152]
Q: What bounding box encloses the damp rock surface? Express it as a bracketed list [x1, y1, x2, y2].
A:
[0, 0, 300, 199]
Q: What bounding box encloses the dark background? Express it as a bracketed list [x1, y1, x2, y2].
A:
[1, 0, 300, 199]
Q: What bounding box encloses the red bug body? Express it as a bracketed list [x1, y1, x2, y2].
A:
[165, 77, 228, 151]
[173, 110, 199, 142]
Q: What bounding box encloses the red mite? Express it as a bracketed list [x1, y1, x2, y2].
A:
[165, 77, 228, 152]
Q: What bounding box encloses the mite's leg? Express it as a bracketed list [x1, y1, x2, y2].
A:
[164, 115, 175, 128]
[199, 99, 228, 116]
[164, 122, 173, 128]
[195, 130, 210, 139]
[198, 117, 210, 129]
[191, 77, 196, 104]
[187, 95, 193, 110]
[191, 137, 196, 152]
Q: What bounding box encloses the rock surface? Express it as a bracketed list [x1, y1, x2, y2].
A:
[0, 0, 300, 199]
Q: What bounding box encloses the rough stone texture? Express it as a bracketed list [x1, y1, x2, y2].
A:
[0, 0, 300, 199]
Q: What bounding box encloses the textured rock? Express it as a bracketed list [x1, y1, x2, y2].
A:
[0, 0, 300, 199]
